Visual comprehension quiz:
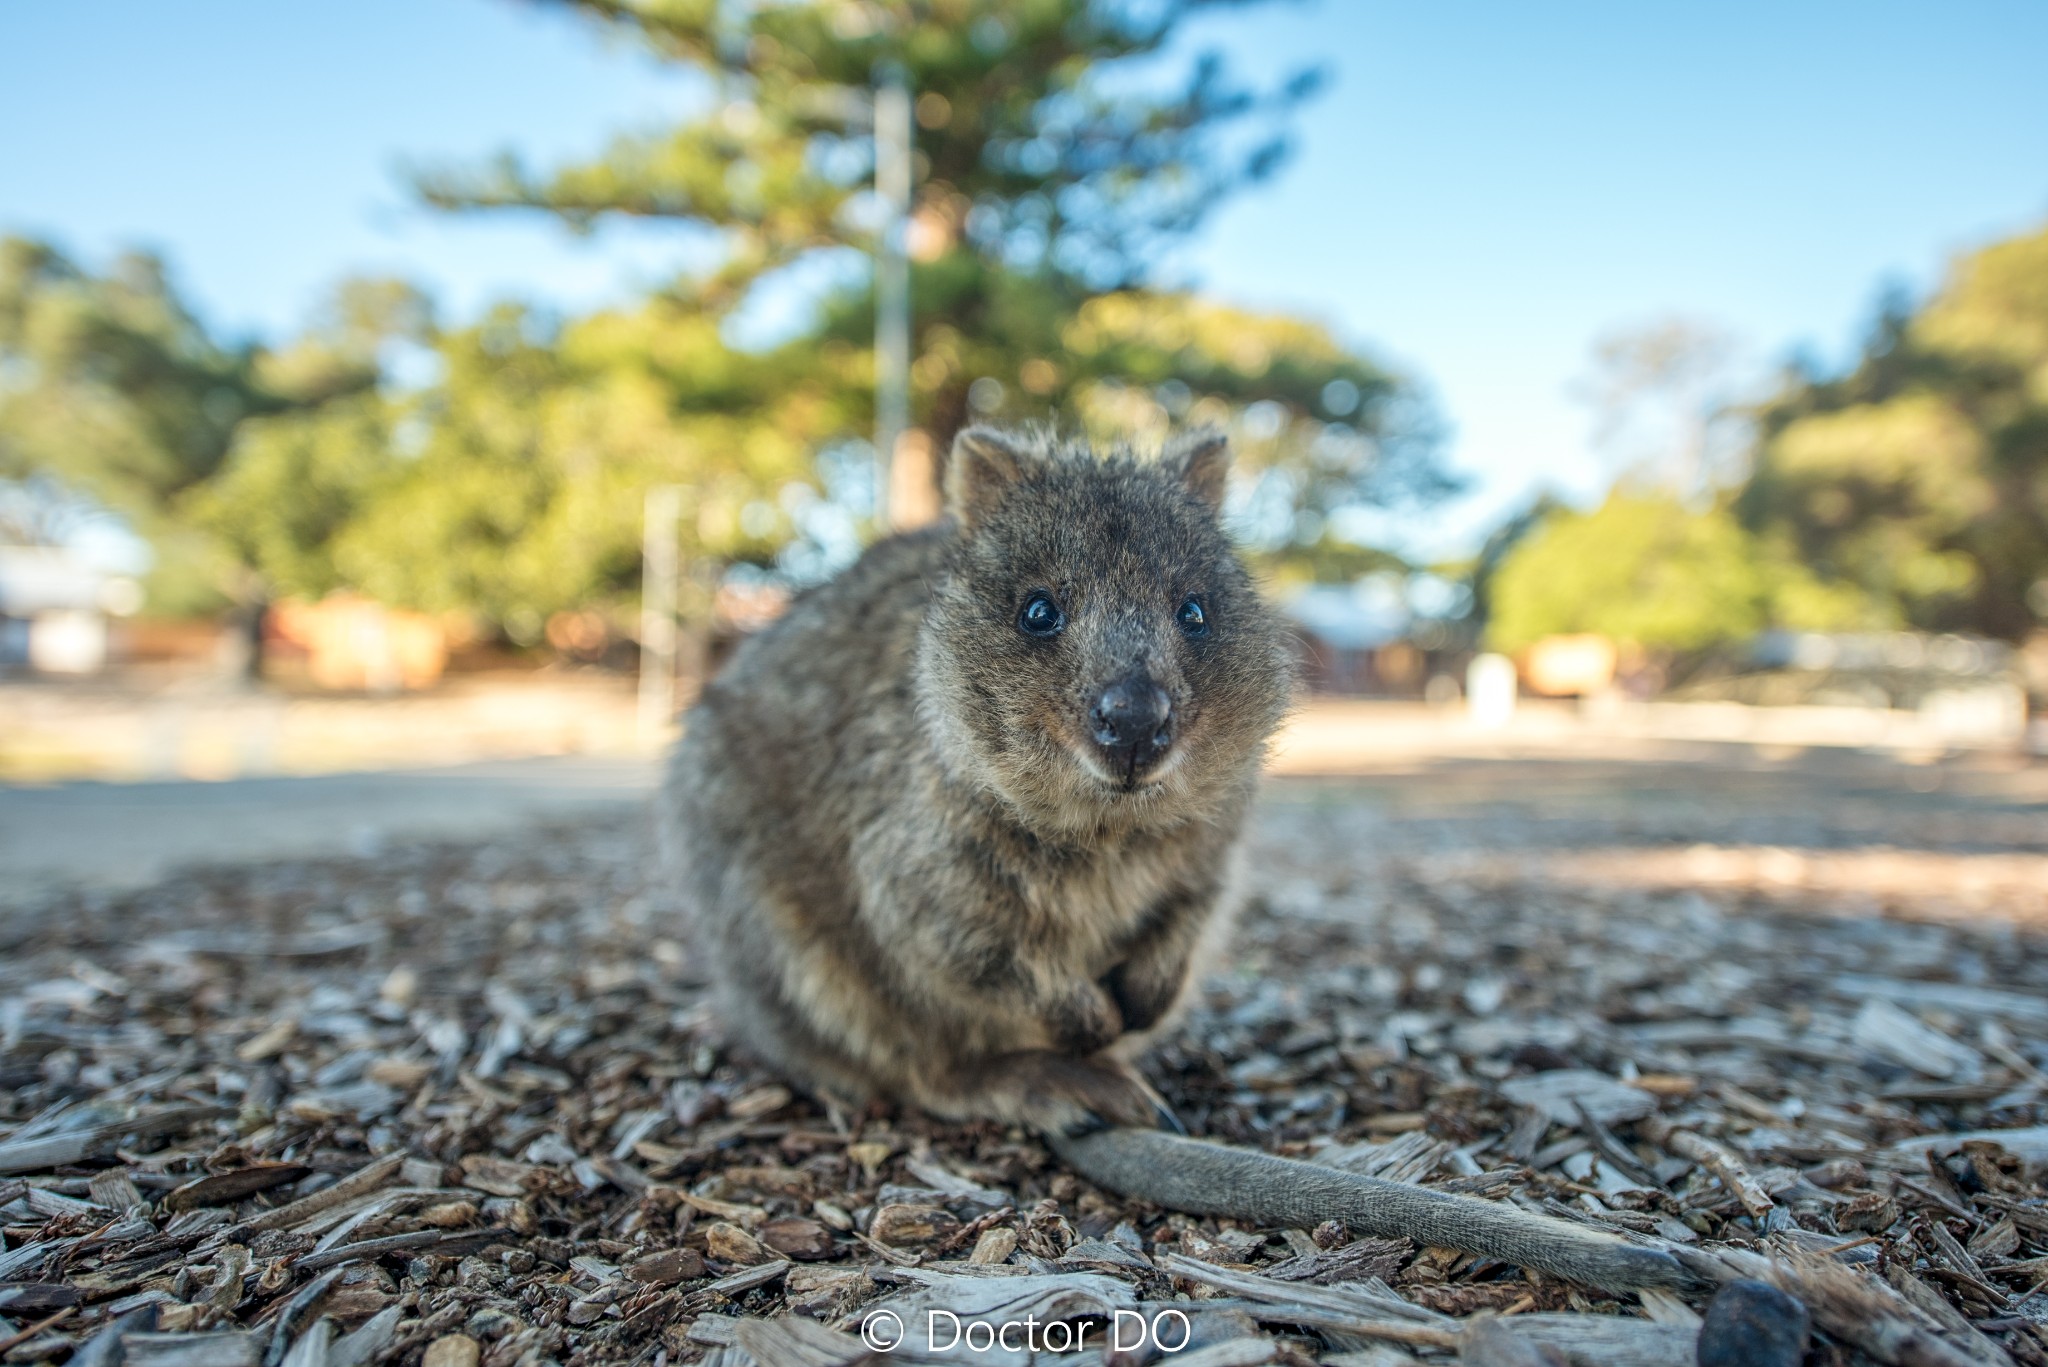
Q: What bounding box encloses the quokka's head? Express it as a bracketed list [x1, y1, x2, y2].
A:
[915, 425, 1296, 830]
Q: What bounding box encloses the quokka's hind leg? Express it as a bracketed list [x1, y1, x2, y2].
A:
[703, 974, 886, 1117]
[929, 1049, 1182, 1137]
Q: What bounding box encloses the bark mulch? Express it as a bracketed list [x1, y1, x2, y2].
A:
[3, 757, 2046, 1366]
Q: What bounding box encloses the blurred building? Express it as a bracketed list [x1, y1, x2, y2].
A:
[1520, 634, 1620, 697]
[267, 595, 448, 693]
[1284, 579, 1426, 695]
[1571, 628, 2035, 749]
[1686, 631, 2024, 720]
[0, 545, 142, 675]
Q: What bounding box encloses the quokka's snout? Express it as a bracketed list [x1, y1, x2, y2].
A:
[1056, 608, 1197, 790]
[1087, 672, 1174, 785]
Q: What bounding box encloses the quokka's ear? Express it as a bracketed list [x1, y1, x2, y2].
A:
[1165, 426, 1231, 511]
[946, 426, 1030, 527]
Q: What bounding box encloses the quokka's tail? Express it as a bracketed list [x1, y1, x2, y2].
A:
[1051, 1126, 1691, 1292]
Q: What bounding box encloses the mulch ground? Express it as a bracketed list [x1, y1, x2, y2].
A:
[3, 752, 2047, 1366]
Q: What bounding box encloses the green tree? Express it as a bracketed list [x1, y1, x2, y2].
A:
[1739, 221, 2048, 639]
[190, 288, 869, 636]
[204, 0, 1453, 636]
[418, 0, 1316, 311]
[0, 239, 266, 610]
[185, 279, 434, 605]
[415, 0, 1454, 564]
[342, 300, 862, 630]
[0, 238, 278, 518]
[0, 239, 412, 613]
[1486, 488, 1862, 655]
[9, 3, 1463, 643]
[190, 391, 402, 604]
[201, 274, 1429, 638]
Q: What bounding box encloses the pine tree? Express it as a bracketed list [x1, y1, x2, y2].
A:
[415, 0, 1457, 536]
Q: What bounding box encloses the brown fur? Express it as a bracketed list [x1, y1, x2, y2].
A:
[660, 425, 1295, 1133]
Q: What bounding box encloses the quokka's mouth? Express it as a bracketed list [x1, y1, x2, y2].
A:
[1067, 736, 1184, 796]
[1039, 712, 1186, 797]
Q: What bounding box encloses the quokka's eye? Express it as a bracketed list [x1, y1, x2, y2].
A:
[1177, 596, 1209, 636]
[1018, 591, 1065, 638]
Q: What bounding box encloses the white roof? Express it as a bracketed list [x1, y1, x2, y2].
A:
[0, 545, 116, 615]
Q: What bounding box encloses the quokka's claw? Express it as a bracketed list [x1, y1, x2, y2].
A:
[1059, 1110, 1113, 1140]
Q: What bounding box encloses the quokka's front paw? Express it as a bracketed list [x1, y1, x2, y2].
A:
[991, 1051, 1182, 1138]
[1047, 982, 1125, 1056]
[1104, 958, 1185, 1035]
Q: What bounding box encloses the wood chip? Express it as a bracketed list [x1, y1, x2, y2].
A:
[0, 1107, 218, 1176]
[628, 1247, 707, 1284]
[419, 1337, 480, 1367]
[1642, 1121, 1775, 1222]
[1852, 999, 1986, 1083]
[163, 1164, 311, 1212]
[242, 1154, 404, 1232]
[869, 1202, 963, 1247]
[703, 1220, 775, 1266]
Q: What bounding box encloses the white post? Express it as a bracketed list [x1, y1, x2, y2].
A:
[639, 484, 684, 747]
[872, 62, 913, 530]
[1467, 652, 1519, 729]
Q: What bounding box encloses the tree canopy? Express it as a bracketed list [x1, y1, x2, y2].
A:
[4, 1, 1458, 638]
[410, 0, 1454, 566]
[1487, 490, 1760, 655]
[416, 0, 1317, 303]
[1486, 222, 2048, 658]
[1738, 221, 2048, 640]
[0, 239, 275, 520]
[0, 239, 392, 609]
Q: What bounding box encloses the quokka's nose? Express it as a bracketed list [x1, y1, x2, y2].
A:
[1090, 678, 1174, 765]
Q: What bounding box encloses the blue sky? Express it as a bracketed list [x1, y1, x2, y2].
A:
[4, 1, 2046, 556]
